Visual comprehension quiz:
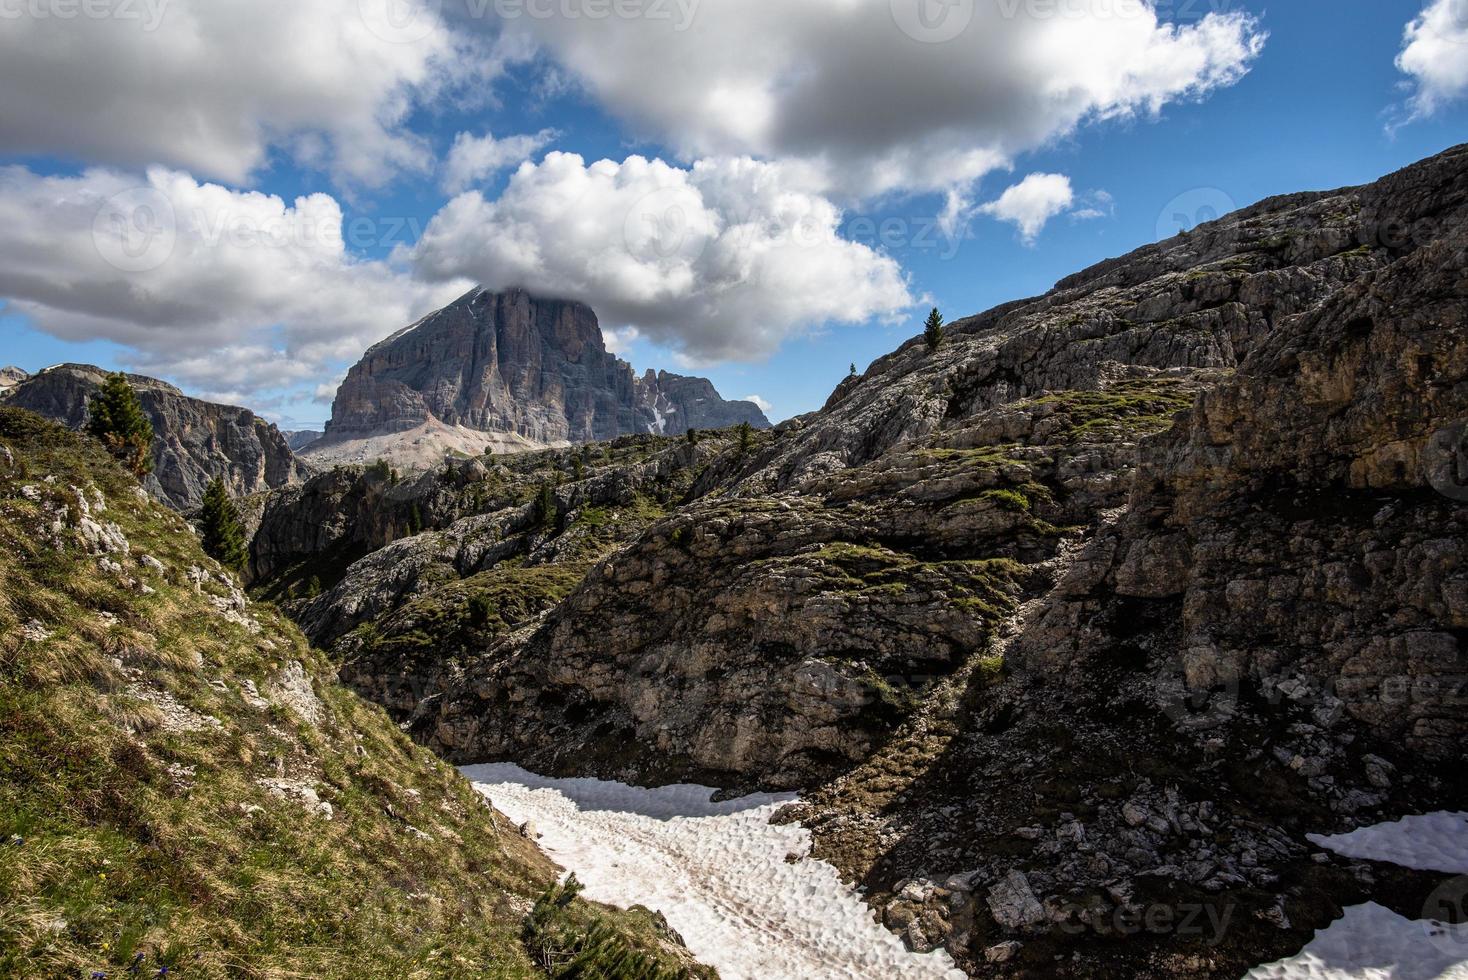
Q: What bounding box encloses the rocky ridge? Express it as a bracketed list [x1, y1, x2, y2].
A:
[307, 288, 769, 469]
[2, 363, 310, 510]
[247, 145, 1468, 977]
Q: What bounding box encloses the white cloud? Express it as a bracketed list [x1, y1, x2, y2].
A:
[601, 325, 643, 355]
[0, 0, 522, 187]
[1397, 0, 1468, 116]
[979, 173, 1076, 244]
[494, 0, 1265, 202]
[442, 129, 559, 193]
[1069, 189, 1116, 222]
[0, 165, 468, 397]
[742, 394, 773, 414]
[410, 152, 913, 363]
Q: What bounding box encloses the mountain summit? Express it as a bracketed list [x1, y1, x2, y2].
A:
[306, 288, 769, 468]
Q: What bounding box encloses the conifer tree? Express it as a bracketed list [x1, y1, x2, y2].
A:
[535, 481, 558, 532]
[199, 478, 247, 571]
[86, 372, 154, 477]
[737, 421, 753, 453]
[923, 307, 945, 352]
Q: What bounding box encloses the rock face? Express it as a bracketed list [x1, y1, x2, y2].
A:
[5, 364, 310, 509]
[250, 145, 1468, 977]
[308, 288, 768, 468]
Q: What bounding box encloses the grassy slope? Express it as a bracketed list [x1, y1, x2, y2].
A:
[0, 409, 708, 979]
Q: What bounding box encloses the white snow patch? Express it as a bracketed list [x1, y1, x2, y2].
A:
[463, 763, 966, 980]
[1247, 811, 1468, 979]
[1244, 902, 1468, 980]
[1307, 813, 1468, 874]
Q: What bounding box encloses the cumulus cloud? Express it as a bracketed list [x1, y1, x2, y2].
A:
[742, 394, 774, 414]
[442, 129, 559, 193]
[979, 173, 1076, 244]
[0, 0, 521, 186]
[410, 152, 913, 363]
[0, 165, 467, 396]
[493, 0, 1265, 202]
[1397, 0, 1468, 116]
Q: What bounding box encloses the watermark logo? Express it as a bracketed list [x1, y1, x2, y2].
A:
[0, 0, 170, 30]
[623, 186, 710, 265]
[358, 0, 440, 44]
[1056, 900, 1234, 945]
[1155, 654, 1240, 731]
[891, 0, 974, 43]
[992, 0, 1242, 23]
[491, 0, 700, 30]
[1156, 187, 1236, 243]
[1422, 876, 1468, 959]
[1427, 421, 1468, 503]
[92, 186, 176, 273]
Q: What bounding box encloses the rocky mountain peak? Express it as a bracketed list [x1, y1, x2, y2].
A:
[307, 287, 769, 468]
[0, 365, 29, 392]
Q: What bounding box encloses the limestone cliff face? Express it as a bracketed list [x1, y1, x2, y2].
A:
[314, 288, 768, 464]
[4, 364, 310, 510]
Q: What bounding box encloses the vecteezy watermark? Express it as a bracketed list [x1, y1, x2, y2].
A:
[620, 190, 968, 275]
[92, 187, 177, 274]
[623, 185, 712, 265]
[1422, 876, 1468, 959]
[90, 184, 429, 272]
[360, 0, 699, 43]
[890, 0, 974, 43]
[490, 0, 699, 30]
[0, 0, 169, 29]
[1154, 651, 1241, 732]
[991, 0, 1240, 23]
[1055, 899, 1235, 944]
[358, 0, 441, 45]
[1427, 421, 1468, 503]
[1156, 188, 1237, 244]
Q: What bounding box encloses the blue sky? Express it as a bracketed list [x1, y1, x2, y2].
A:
[1, 0, 1465, 428]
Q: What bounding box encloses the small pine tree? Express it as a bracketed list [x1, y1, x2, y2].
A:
[685, 428, 699, 446]
[923, 307, 945, 352]
[535, 481, 557, 532]
[572, 455, 585, 481]
[737, 421, 753, 454]
[850, 362, 858, 377]
[86, 372, 154, 477]
[199, 478, 247, 571]
[409, 501, 424, 535]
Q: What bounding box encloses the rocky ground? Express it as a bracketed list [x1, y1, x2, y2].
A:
[244, 144, 1468, 977]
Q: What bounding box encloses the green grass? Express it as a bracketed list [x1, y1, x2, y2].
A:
[1025, 378, 1199, 443]
[0, 409, 710, 979]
